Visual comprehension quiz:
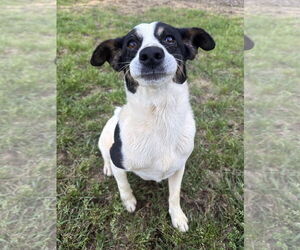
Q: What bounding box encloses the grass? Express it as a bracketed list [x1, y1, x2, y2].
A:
[0, 1, 56, 249]
[57, 2, 243, 249]
[245, 15, 300, 249]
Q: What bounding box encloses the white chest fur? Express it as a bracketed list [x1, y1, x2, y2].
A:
[118, 81, 196, 182]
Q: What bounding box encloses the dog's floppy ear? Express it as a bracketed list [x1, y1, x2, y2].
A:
[90, 37, 123, 71]
[178, 28, 215, 60]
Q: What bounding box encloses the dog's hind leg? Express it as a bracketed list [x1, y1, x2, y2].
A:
[98, 126, 113, 176]
[99, 143, 112, 176]
[111, 163, 137, 213]
[98, 109, 121, 176]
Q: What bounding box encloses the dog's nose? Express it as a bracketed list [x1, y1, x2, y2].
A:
[139, 46, 165, 67]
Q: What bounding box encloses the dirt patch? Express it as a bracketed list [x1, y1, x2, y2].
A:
[1, 150, 28, 166]
[61, 0, 244, 16]
[245, 6, 300, 17]
[245, 0, 300, 16]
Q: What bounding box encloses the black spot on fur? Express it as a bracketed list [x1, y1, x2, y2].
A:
[90, 38, 124, 71]
[154, 22, 188, 84]
[90, 29, 142, 93]
[118, 29, 142, 93]
[125, 73, 139, 93]
[154, 22, 215, 84]
[178, 27, 215, 60]
[110, 123, 124, 169]
[91, 23, 215, 88]
[173, 62, 187, 84]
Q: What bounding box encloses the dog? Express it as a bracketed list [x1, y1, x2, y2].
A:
[90, 22, 215, 232]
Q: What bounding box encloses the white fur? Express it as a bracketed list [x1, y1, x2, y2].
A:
[98, 22, 196, 232]
[130, 22, 178, 86]
[121, 81, 195, 182]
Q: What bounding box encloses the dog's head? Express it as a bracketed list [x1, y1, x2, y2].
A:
[91, 22, 215, 93]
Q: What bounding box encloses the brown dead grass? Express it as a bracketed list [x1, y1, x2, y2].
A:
[60, 0, 244, 16]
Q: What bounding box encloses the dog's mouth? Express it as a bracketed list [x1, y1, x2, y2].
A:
[140, 71, 166, 81]
[140, 66, 168, 81]
[130, 61, 177, 84]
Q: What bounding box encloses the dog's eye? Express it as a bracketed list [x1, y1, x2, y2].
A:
[127, 40, 138, 49]
[164, 35, 175, 44]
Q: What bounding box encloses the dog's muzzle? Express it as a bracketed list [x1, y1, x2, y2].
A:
[139, 46, 166, 80]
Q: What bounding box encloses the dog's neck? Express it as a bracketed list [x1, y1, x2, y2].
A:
[124, 79, 191, 116]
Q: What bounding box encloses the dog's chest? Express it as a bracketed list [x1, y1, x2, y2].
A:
[120, 106, 195, 182]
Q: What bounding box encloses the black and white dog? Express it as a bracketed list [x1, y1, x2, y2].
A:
[91, 22, 215, 232]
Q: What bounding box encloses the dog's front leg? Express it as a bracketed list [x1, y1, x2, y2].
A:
[168, 167, 188, 232]
[111, 164, 137, 213]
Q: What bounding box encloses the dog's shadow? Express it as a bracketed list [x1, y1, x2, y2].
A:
[127, 173, 168, 212]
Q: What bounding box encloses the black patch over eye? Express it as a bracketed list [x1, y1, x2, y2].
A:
[164, 35, 176, 44]
[127, 40, 138, 49]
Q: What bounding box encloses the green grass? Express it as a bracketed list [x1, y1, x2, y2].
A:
[245, 15, 300, 249]
[57, 4, 243, 249]
[0, 1, 56, 249]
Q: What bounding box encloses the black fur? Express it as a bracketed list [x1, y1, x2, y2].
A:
[154, 22, 215, 84]
[125, 74, 139, 94]
[91, 22, 215, 88]
[90, 38, 123, 70]
[178, 27, 215, 57]
[119, 30, 142, 93]
[91, 29, 142, 93]
[110, 123, 124, 169]
[154, 22, 188, 83]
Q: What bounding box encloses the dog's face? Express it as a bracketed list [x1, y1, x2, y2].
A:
[91, 22, 215, 93]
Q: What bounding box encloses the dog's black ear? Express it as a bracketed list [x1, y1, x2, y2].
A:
[90, 38, 123, 71]
[178, 28, 215, 60]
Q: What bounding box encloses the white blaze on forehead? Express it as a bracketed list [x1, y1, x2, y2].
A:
[134, 22, 160, 48]
[129, 21, 178, 84]
[157, 26, 164, 36]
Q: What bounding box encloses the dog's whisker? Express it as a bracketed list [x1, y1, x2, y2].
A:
[118, 64, 130, 73]
[176, 58, 184, 63]
[177, 65, 186, 77]
[119, 61, 132, 65]
[123, 67, 131, 78]
[172, 54, 185, 62]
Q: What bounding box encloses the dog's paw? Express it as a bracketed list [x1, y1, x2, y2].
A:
[123, 195, 137, 213]
[103, 164, 112, 176]
[170, 209, 189, 232]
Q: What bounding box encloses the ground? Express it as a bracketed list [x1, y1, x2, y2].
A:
[57, 0, 243, 249]
[0, 1, 56, 249]
[244, 11, 300, 249]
